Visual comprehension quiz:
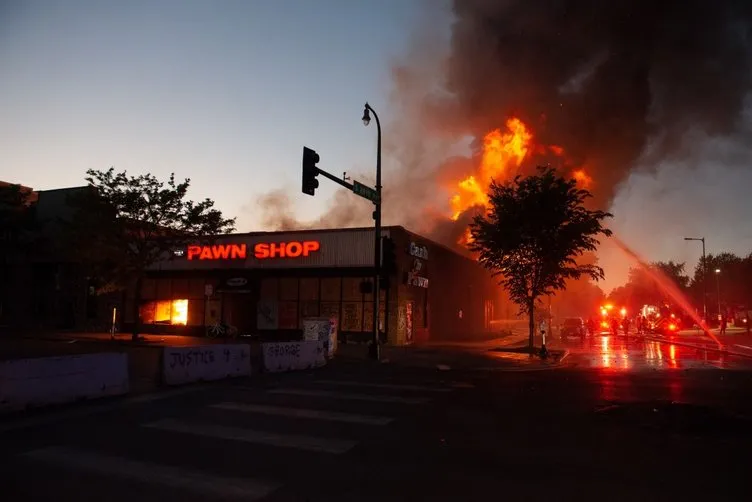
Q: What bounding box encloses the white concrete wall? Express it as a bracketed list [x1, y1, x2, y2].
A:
[162, 344, 251, 386]
[0, 353, 129, 413]
[261, 341, 326, 372]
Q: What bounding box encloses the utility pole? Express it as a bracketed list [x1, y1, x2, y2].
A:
[684, 237, 707, 324]
[362, 103, 382, 361]
[715, 268, 722, 317]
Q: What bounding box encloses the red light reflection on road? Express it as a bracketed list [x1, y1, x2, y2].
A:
[669, 344, 678, 369]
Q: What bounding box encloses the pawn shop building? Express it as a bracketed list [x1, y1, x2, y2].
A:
[125, 226, 506, 345]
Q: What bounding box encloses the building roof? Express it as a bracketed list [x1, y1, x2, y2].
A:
[214, 225, 475, 263]
[0, 180, 38, 204]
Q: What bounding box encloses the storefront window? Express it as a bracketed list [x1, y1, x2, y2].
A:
[171, 299, 188, 325]
[140, 299, 189, 325]
[278, 301, 298, 329]
[342, 277, 362, 301]
[341, 302, 363, 331]
[299, 278, 319, 301]
[363, 302, 386, 332]
[321, 278, 341, 301]
[279, 278, 298, 301]
[320, 302, 340, 324]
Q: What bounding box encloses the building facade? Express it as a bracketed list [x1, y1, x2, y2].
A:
[1, 184, 115, 332]
[124, 226, 506, 345]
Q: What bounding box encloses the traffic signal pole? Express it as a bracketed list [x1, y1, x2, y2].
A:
[302, 103, 384, 361]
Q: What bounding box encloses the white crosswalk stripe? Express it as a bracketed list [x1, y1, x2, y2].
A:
[211, 402, 394, 425]
[267, 387, 431, 404]
[15, 375, 466, 500]
[143, 418, 358, 454]
[21, 446, 279, 500]
[313, 379, 452, 393]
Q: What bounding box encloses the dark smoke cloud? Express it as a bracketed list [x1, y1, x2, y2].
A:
[256, 188, 372, 231]
[256, 0, 752, 258]
[444, 0, 752, 205]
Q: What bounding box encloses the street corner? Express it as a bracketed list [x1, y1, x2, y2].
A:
[478, 347, 569, 372]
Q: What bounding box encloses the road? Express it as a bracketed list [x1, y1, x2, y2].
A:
[2, 335, 752, 500]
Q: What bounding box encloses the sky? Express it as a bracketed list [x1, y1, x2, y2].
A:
[0, 0, 423, 230]
[1, 0, 750, 293]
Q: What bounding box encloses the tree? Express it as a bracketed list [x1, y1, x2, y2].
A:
[469, 167, 612, 350]
[690, 253, 748, 315]
[67, 168, 235, 340]
[608, 261, 689, 314]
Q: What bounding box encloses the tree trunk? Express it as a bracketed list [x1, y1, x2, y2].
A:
[528, 297, 536, 351]
[132, 275, 143, 342]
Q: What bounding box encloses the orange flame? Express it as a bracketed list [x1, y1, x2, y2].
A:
[450, 118, 532, 221]
[572, 169, 592, 189]
[449, 117, 593, 245]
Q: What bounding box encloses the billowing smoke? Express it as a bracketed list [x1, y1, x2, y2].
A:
[442, 0, 752, 206]
[259, 0, 752, 259]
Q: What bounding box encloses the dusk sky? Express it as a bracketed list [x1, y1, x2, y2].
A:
[2, 0, 751, 293]
[0, 0, 425, 229]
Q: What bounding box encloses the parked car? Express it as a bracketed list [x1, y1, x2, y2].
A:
[561, 317, 586, 339]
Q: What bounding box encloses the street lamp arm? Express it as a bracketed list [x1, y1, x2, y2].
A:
[365, 103, 382, 190]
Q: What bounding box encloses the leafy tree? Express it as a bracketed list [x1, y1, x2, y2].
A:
[469, 167, 612, 350]
[690, 253, 748, 315]
[653, 261, 690, 290]
[67, 168, 235, 340]
[608, 261, 689, 314]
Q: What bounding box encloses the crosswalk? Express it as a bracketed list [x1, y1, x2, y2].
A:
[9, 376, 472, 501]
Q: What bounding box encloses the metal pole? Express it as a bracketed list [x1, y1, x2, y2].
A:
[367, 103, 382, 361]
[702, 238, 707, 323]
[716, 272, 721, 316]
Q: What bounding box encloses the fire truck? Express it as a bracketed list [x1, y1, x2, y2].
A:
[639, 303, 681, 334]
[598, 304, 629, 334]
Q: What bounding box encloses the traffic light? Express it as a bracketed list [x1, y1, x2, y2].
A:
[302, 146, 320, 196]
[381, 236, 397, 279]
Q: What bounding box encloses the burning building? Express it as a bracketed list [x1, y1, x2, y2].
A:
[124, 226, 507, 345]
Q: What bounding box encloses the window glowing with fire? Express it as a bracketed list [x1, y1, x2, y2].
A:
[140, 299, 188, 325]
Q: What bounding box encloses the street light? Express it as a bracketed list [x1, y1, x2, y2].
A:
[684, 237, 707, 323]
[715, 268, 722, 317]
[362, 102, 382, 360]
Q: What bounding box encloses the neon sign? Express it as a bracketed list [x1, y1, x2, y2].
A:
[254, 241, 320, 259]
[187, 244, 247, 261]
[186, 241, 320, 261]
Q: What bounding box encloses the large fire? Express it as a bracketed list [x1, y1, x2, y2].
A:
[450, 118, 532, 221]
[448, 116, 591, 245]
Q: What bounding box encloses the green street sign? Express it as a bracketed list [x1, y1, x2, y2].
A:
[352, 180, 380, 204]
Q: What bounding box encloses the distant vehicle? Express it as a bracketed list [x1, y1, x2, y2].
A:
[730, 305, 750, 327]
[561, 317, 586, 339]
[598, 304, 628, 333]
[641, 303, 681, 335]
